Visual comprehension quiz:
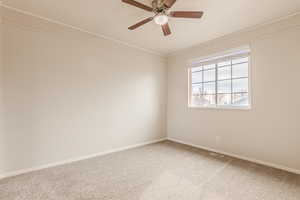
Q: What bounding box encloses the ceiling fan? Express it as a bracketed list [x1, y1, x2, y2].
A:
[122, 0, 204, 36]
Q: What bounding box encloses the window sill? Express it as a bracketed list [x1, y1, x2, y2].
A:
[188, 105, 251, 110]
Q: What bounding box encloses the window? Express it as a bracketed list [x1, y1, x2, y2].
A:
[189, 49, 251, 109]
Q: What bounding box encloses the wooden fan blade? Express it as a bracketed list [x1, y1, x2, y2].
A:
[162, 23, 171, 36]
[128, 17, 153, 30]
[164, 0, 177, 8]
[169, 11, 204, 18]
[122, 0, 153, 12]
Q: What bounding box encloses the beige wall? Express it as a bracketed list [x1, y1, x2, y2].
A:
[0, 8, 167, 175]
[167, 14, 300, 171]
[0, 4, 4, 171]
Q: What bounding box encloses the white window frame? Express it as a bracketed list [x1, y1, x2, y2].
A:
[188, 47, 252, 110]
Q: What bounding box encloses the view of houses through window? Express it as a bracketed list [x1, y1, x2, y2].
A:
[189, 51, 250, 108]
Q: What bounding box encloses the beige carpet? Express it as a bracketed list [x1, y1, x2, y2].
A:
[0, 141, 299, 200]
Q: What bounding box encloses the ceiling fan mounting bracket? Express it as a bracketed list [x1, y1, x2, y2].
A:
[152, 0, 168, 14]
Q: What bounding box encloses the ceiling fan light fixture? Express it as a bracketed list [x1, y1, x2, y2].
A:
[154, 14, 168, 25]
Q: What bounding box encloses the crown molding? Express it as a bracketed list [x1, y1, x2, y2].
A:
[167, 10, 300, 57]
[0, 3, 167, 58]
[1, 3, 299, 59]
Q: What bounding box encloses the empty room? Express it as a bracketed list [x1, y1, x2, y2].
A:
[0, 0, 300, 199]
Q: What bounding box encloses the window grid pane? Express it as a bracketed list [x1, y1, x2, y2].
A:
[218, 66, 231, 80]
[232, 63, 248, 78]
[203, 82, 216, 95]
[192, 71, 203, 83]
[203, 69, 216, 82]
[217, 80, 231, 94]
[232, 78, 248, 93]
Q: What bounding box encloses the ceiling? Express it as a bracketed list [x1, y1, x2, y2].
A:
[3, 0, 300, 55]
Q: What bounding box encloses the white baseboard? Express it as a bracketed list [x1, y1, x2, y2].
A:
[2, 137, 298, 180]
[0, 138, 167, 180]
[168, 137, 300, 175]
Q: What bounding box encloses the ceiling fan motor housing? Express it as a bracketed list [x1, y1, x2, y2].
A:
[152, 0, 167, 14]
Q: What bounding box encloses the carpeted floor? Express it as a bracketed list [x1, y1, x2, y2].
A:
[0, 141, 299, 200]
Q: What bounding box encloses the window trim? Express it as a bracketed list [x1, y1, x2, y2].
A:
[188, 48, 252, 110]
